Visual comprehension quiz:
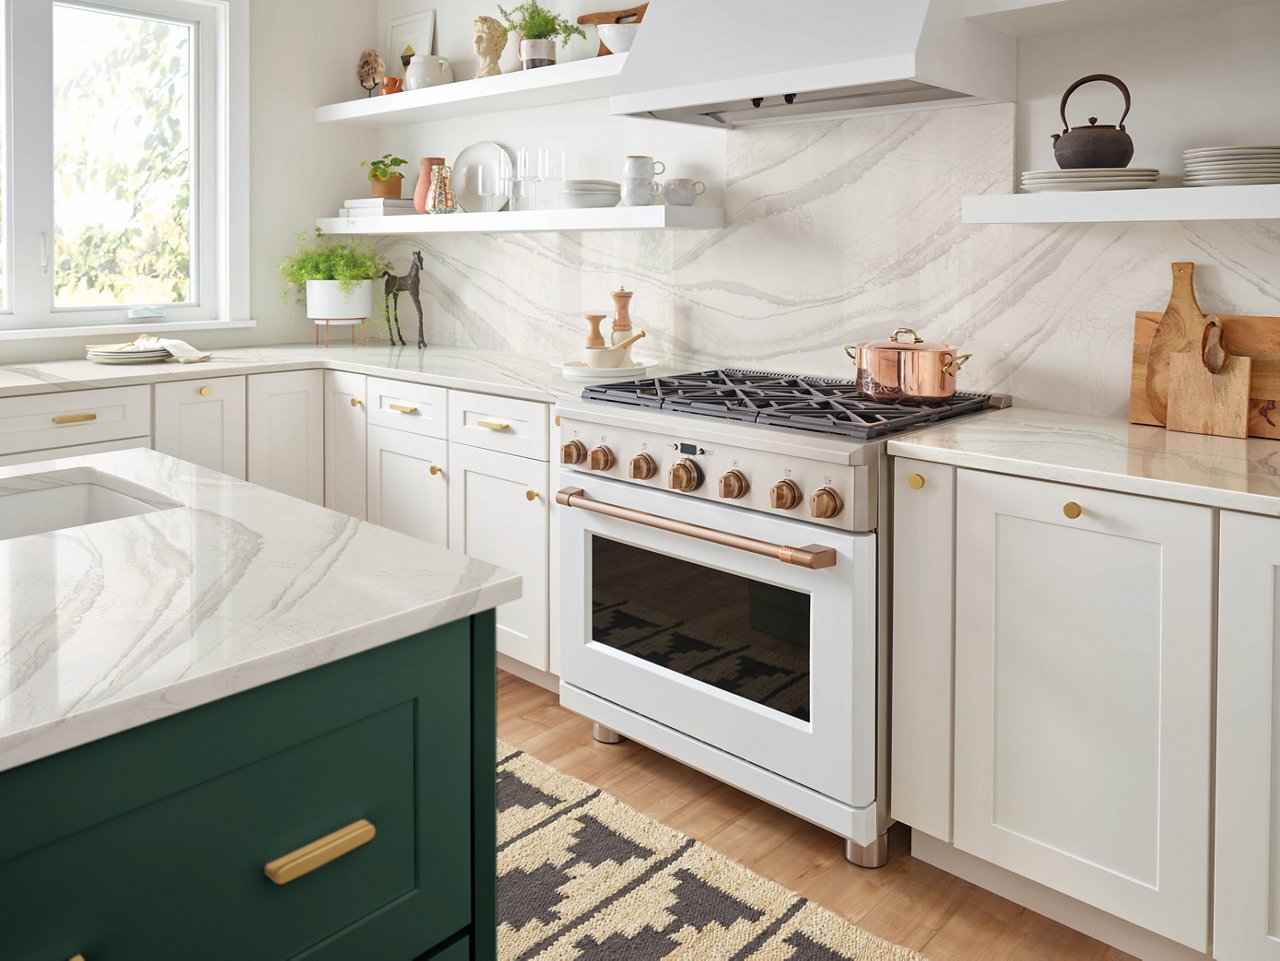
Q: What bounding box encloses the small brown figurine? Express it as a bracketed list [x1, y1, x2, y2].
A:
[357, 48, 386, 97]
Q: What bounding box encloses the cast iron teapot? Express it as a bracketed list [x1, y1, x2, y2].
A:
[1051, 74, 1135, 169]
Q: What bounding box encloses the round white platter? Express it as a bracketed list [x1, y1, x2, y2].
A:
[453, 141, 514, 213]
[554, 359, 656, 382]
[1022, 180, 1158, 192]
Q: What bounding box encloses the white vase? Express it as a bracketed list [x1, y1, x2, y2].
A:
[520, 38, 557, 69]
[306, 279, 374, 320]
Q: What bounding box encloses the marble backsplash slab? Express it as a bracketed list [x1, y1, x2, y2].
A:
[379, 102, 1280, 418]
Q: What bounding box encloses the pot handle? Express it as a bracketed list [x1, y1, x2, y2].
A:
[942, 353, 973, 377]
[1059, 74, 1132, 132]
[842, 344, 860, 361]
[890, 328, 924, 345]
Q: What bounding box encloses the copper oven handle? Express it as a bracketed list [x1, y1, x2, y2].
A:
[556, 487, 837, 570]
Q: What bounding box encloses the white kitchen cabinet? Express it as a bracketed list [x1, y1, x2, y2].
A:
[247, 371, 324, 505]
[448, 443, 548, 671]
[952, 470, 1214, 950]
[889, 458, 955, 842]
[323, 371, 367, 519]
[153, 377, 246, 478]
[1215, 511, 1280, 961]
[367, 425, 448, 547]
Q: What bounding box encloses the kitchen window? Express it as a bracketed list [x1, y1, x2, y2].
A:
[1, 0, 248, 333]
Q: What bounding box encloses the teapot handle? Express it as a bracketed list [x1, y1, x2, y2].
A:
[1059, 74, 1132, 132]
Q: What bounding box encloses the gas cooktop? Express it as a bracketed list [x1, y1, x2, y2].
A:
[581, 369, 991, 441]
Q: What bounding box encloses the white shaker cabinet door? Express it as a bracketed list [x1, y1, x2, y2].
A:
[153, 377, 246, 478]
[247, 371, 324, 504]
[953, 470, 1213, 951]
[324, 371, 367, 519]
[367, 425, 448, 548]
[1216, 511, 1280, 961]
[447, 444, 547, 670]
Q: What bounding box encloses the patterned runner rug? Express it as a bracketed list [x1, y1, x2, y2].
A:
[497, 743, 925, 961]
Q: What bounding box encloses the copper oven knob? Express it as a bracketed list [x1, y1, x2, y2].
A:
[770, 479, 803, 511]
[630, 453, 658, 480]
[668, 458, 702, 493]
[718, 470, 749, 500]
[810, 487, 844, 520]
[561, 440, 587, 465]
[588, 446, 615, 472]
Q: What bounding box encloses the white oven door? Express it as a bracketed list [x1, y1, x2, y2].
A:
[559, 472, 877, 807]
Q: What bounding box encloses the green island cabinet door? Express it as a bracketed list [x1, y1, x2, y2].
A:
[0, 609, 497, 961]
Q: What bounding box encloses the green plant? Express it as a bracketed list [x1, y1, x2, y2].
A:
[498, 2, 586, 46]
[361, 153, 409, 182]
[278, 230, 390, 301]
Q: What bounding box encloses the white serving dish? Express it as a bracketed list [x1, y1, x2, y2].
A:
[1021, 167, 1158, 181]
[453, 141, 513, 213]
[554, 359, 655, 381]
[560, 193, 620, 209]
[1022, 180, 1158, 192]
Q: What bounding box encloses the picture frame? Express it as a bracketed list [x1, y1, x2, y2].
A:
[387, 11, 436, 78]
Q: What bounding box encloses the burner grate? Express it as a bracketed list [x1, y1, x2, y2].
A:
[581, 368, 991, 441]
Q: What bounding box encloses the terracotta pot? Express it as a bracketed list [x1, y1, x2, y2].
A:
[520, 37, 556, 69]
[370, 173, 404, 200]
[414, 157, 446, 214]
[843, 327, 972, 402]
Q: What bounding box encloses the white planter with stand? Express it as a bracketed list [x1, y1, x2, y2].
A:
[306, 279, 374, 346]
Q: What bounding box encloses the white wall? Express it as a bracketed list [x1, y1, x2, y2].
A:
[2, 0, 380, 364]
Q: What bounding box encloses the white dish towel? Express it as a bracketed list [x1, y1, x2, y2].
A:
[132, 334, 212, 363]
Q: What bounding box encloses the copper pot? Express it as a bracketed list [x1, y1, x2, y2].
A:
[843, 328, 972, 402]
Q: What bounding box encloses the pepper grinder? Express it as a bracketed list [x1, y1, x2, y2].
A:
[611, 287, 635, 362]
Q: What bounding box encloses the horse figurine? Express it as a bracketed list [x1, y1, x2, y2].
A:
[383, 250, 426, 349]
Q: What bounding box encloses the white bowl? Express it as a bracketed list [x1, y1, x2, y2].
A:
[596, 23, 639, 53]
[561, 193, 620, 209]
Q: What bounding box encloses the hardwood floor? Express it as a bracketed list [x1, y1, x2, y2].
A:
[497, 671, 1135, 961]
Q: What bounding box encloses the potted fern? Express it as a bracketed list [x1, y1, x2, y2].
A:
[362, 153, 410, 200]
[279, 232, 390, 334]
[498, 2, 585, 69]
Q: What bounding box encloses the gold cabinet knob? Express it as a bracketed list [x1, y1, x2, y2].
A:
[429, 465, 443, 476]
[810, 487, 844, 519]
[69, 956, 86, 961]
[588, 446, 615, 472]
[1063, 502, 1082, 520]
[350, 397, 362, 407]
[668, 458, 702, 493]
[718, 469, 749, 500]
[629, 453, 657, 480]
[908, 473, 926, 490]
[526, 490, 540, 502]
[561, 440, 587, 465]
[770, 479, 803, 511]
[199, 386, 211, 397]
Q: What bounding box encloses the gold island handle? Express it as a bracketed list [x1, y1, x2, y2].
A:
[52, 413, 97, 425]
[389, 403, 418, 414]
[476, 419, 510, 432]
[264, 819, 376, 886]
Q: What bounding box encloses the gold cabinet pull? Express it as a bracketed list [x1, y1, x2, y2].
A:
[526, 490, 540, 502]
[908, 474, 926, 490]
[199, 386, 211, 397]
[264, 819, 376, 886]
[69, 955, 86, 961]
[389, 403, 419, 414]
[476, 418, 510, 432]
[430, 465, 443, 476]
[1063, 502, 1083, 520]
[350, 397, 362, 408]
[52, 413, 97, 425]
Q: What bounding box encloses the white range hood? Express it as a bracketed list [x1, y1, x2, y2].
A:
[611, 0, 1016, 128]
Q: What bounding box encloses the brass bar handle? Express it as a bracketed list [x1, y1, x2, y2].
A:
[556, 487, 837, 570]
[476, 419, 510, 431]
[389, 403, 419, 414]
[264, 819, 376, 886]
[52, 413, 97, 425]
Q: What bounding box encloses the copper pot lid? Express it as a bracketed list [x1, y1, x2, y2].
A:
[862, 328, 955, 352]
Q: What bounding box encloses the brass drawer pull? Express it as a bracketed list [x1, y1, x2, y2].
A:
[265, 819, 376, 886]
[52, 413, 97, 425]
[389, 403, 419, 414]
[908, 474, 926, 490]
[1063, 502, 1083, 520]
[476, 418, 510, 432]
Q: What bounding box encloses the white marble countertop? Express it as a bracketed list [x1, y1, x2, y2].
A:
[889, 408, 1280, 517]
[0, 344, 659, 403]
[0, 448, 521, 774]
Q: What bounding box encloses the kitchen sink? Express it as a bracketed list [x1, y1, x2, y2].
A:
[0, 479, 171, 540]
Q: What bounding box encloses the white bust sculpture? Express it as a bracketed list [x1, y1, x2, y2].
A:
[473, 16, 507, 79]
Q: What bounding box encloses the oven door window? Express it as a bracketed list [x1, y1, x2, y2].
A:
[591, 535, 811, 721]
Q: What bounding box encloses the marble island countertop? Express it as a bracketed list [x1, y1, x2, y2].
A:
[0, 448, 521, 774]
[889, 407, 1280, 516]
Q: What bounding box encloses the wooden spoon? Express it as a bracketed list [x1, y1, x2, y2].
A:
[1145, 262, 1207, 425]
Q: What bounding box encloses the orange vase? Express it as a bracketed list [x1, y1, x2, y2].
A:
[414, 157, 446, 215]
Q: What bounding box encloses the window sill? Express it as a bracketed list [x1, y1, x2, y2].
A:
[0, 319, 258, 343]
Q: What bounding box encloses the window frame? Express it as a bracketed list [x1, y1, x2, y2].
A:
[0, 0, 249, 335]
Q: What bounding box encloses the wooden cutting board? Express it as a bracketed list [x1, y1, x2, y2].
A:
[1145, 263, 1208, 425]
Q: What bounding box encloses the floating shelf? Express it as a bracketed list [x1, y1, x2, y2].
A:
[964, 0, 1259, 37]
[316, 54, 627, 128]
[962, 184, 1280, 224]
[316, 205, 725, 236]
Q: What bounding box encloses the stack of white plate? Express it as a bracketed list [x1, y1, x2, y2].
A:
[1183, 146, 1280, 187]
[559, 180, 621, 209]
[1020, 168, 1160, 192]
[86, 343, 172, 365]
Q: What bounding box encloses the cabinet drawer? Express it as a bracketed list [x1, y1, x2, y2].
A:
[0, 386, 150, 457]
[449, 390, 548, 460]
[367, 377, 447, 439]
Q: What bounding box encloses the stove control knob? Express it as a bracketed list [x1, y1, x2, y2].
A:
[718, 470, 750, 500]
[770, 479, 803, 511]
[588, 446, 616, 472]
[810, 487, 844, 520]
[668, 458, 703, 493]
[561, 440, 587, 465]
[630, 453, 658, 480]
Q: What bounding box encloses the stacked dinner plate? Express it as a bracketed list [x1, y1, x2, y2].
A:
[1020, 168, 1160, 192]
[559, 179, 621, 209]
[86, 342, 172, 365]
[1183, 146, 1280, 187]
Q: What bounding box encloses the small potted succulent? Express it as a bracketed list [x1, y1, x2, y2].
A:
[498, 2, 585, 69]
[279, 231, 390, 332]
[362, 153, 410, 199]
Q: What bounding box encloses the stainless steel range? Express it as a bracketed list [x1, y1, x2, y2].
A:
[555, 369, 996, 867]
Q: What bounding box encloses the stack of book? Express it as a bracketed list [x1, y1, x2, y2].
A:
[338, 198, 418, 218]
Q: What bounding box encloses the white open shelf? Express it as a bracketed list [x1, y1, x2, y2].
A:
[964, 0, 1259, 36]
[316, 54, 627, 128]
[316, 205, 725, 236]
[962, 184, 1280, 224]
